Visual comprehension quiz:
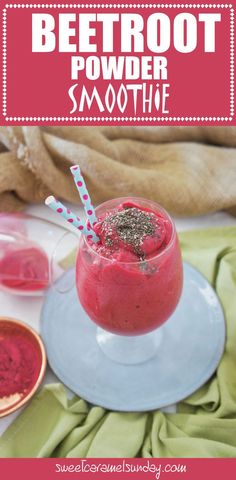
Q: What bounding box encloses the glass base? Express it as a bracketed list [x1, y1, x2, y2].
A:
[96, 327, 163, 365]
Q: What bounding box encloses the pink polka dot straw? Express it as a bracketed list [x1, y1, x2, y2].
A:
[45, 196, 99, 243]
[70, 165, 98, 227]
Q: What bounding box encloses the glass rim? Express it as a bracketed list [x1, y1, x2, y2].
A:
[82, 196, 176, 265]
[0, 211, 78, 234]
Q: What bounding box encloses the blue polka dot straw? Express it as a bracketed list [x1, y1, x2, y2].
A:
[45, 196, 99, 243]
[70, 165, 98, 227]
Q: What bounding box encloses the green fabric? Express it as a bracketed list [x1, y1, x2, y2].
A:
[0, 226, 236, 458]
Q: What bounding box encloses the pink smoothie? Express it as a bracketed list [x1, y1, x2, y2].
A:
[0, 244, 49, 292]
[76, 198, 183, 335]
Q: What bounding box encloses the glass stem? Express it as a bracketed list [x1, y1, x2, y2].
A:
[96, 327, 163, 365]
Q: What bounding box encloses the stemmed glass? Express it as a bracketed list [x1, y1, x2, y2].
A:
[76, 197, 183, 364]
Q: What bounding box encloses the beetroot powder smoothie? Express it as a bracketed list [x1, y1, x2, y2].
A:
[76, 197, 183, 336]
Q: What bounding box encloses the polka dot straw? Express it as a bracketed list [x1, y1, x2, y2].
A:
[70, 165, 98, 227]
[45, 196, 99, 243]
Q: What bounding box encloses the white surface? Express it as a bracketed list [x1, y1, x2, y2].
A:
[0, 204, 236, 435]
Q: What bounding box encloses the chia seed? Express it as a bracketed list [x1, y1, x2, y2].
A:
[102, 207, 157, 259]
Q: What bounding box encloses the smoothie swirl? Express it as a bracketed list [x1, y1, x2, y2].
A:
[91, 201, 172, 262]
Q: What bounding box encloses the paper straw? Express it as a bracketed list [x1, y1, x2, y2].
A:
[70, 165, 98, 226]
[45, 196, 99, 243]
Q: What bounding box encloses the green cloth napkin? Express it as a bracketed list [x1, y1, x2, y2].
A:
[0, 226, 236, 458]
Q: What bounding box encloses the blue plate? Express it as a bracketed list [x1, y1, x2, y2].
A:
[40, 263, 225, 411]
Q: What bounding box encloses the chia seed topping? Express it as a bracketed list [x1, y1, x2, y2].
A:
[101, 207, 157, 258]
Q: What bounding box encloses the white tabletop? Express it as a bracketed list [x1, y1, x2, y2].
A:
[0, 204, 236, 436]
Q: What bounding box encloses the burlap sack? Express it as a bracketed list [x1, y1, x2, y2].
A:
[0, 126, 236, 215]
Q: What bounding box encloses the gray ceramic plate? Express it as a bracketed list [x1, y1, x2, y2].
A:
[40, 263, 225, 411]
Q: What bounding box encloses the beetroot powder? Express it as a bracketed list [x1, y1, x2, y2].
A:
[0, 321, 42, 398]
